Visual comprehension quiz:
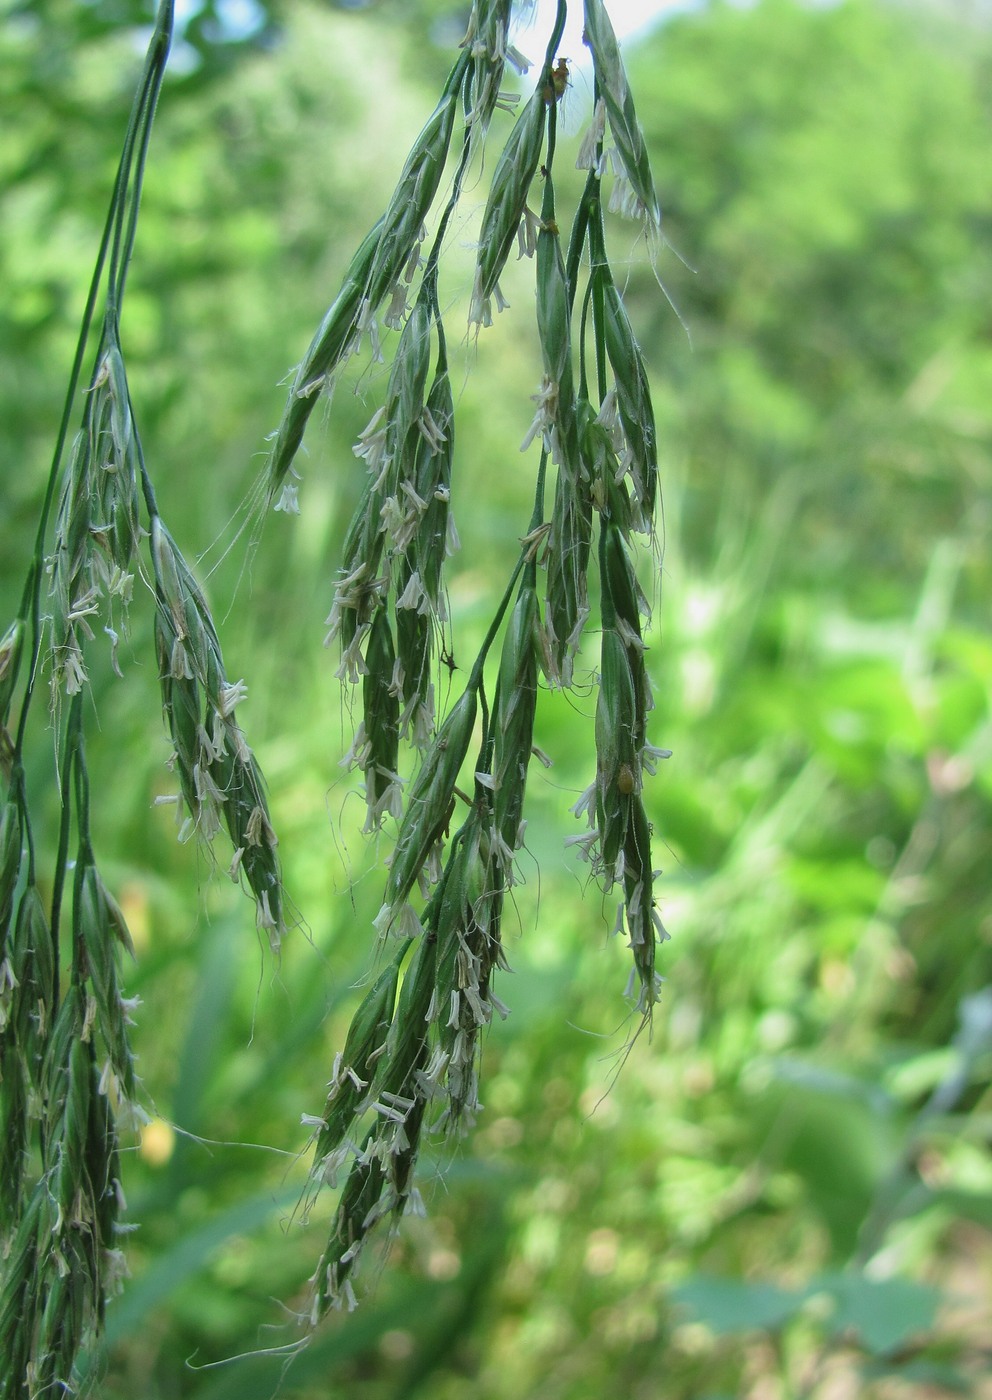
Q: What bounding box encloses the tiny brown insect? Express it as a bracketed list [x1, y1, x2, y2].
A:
[543, 57, 570, 105]
[618, 763, 637, 796]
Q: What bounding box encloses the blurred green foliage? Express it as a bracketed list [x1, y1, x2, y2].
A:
[2, 0, 991, 1395]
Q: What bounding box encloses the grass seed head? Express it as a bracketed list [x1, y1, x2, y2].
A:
[361, 608, 402, 832]
[150, 518, 284, 944]
[313, 957, 401, 1163]
[0, 798, 23, 936]
[595, 628, 638, 881]
[0, 619, 25, 737]
[602, 278, 658, 528]
[582, 0, 661, 227]
[471, 87, 546, 324]
[77, 862, 136, 1101]
[10, 884, 54, 1074]
[364, 61, 465, 310]
[381, 684, 478, 921]
[544, 472, 593, 687]
[462, 0, 516, 136]
[267, 218, 384, 501]
[492, 583, 539, 850]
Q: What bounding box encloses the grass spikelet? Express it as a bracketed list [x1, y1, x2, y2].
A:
[311, 1135, 385, 1318]
[582, 0, 661, 226]
[327, 296, 442, 689]
[0, 619, 24, 742]
[544, 471, 593, 687]
[365, 57, 467, 310]
[594, 626, 639, 881]
[268, 55, 467, 507]
[150, 515, 284, 944]
[378, 684, 478, 929]
[0, 798, 22, 940]
[76, 856, 136, 1100]
[470, 87, 546, 325]
[309, 952, 402, 1171]
[48, 335, 142, 701]
[461, 0, 515, 137]
[311, 935, 436, 1319]
[355, 607, 402, 833]
[0, 1193, 43, 1399]
[491, 579, 539, 856]
[600, 275, 659, 529]
[536, 194, 581, 478]
[9, 884, 56, 1064]
[0, 1047, 28, 1234]
[267, 218, 384, 502]
[392, 342, 456, 745]
[431, 815, 503, 1131]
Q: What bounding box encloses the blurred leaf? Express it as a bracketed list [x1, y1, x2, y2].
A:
[672, 1276, 801, 1334]
[814, 1272, 942, 1355]
[861, 1356, 975, 1391]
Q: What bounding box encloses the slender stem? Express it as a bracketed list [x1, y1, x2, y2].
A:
[564, 171, 599, 316]
[108, 1, 174, 312]
[467, 550, 529, 692]
[545, 0, 568, 68]
[528, 447, 550, 535]
[578, 277, 594, 398]
[424, 116, 474, 296]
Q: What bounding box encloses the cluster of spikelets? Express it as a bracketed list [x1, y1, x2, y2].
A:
[259, 0, 672, 1321]
[0, 4, 285, 1394]
[0, 0, 669, 1381]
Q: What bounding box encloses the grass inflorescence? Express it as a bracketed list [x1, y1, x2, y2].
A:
[276, 0, 672, 1319]
[0, 0, 286, 1390]
[0, 0, 670, 1376]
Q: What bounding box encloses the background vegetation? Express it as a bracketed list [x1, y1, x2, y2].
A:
[2, 0, 990, 1395]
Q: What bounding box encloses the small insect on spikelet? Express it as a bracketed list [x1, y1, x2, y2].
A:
[542, 56, 571, 105]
